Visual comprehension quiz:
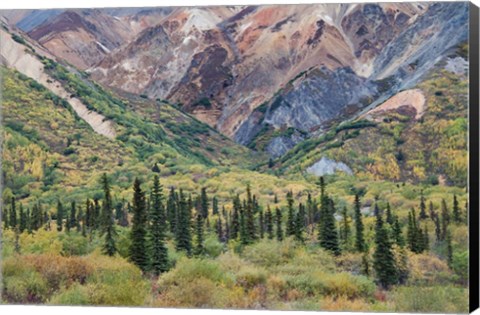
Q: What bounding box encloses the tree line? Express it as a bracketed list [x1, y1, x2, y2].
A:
[2, 174, 467, 286]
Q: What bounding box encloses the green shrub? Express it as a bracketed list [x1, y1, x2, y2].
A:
[48, 283, 91, 305]
[3, 270, 48, 303]
[392, 286, 468, 313]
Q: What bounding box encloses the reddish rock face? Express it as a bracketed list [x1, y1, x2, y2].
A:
[21, 2, 465, 149]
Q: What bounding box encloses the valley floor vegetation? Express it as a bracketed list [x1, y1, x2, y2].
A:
[1, 173, 469, 312]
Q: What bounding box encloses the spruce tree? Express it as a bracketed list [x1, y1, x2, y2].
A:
[26, 208, 32, 234]
[149, 175, 169, 275]
[130, 178, 148, 270]
[69, 201, 77, 231]
[194, 212, 205, 256]
[354, 194, 366, 252]
[286, 191, 296, 237]
[76, 206, 82, 233]
[239, 200, 248, 245]
[166, 187, 177, 234]
[200, 187, 209, 219]
[101, 174, 117, 256]
[429, 201, 436, 221]
[9, 198, 17, 229]
[452, 195, 461, 223]
[434, 214, 441, 242]
[212, 197, 219, 215]
[419, 190, 427, 220]
[373, 211, 398, 288]
[386, 202, 394, 225]
[31, 202, 42, 231]
[245, 185, 256, 241]
[440, 199, 450, 241]
[423, 225, 429, 251]
[275, 207, 283, 241]
[83, 199, 91, 229]
[294, 209, 305, 243]
[216, 218, 224, 242]
[392, 216, 405, 247]
[446, 231, 453, 267]
[340, 206, 351, 250]
[319, 198, 340, 255]
[259, 207, 264, 239]
[93, 199, 101, 230]
[56, 200, 64, 232]
[230, 196, 240, 239]
[19, 204, 26, 233]
[175, 190, 192, 255]
[266, 206, 274, 239]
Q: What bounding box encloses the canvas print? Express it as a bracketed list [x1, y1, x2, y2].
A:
[0, 1, 478, 313]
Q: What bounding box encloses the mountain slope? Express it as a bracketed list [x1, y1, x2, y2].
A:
[88, 3, 428, 135]
[25, 9, 173, 69]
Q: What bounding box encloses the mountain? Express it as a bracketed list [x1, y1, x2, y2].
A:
[24, 8, 173, 69]
[0, 3, 470, 187]
[85, 3, 467, 159]
[0, 23, 254, 202]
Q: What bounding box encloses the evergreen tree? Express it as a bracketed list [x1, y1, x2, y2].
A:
[115, 201, 123, 222]
[9, 198, 17, 229]
[76, 206, 82, 233]
[93, 199, 101, 230]
[407, 208, 425, 253]
[212, 196, 219, 215]
[419, 190, 428, 220]
[259, 207, 264, 239]
[19, 204, 26, 233]
[354, 194, 366, 252]
[55, 201, 63, 232]
[149, 175, 169, 275]
[392, 216, 405, 247]
[319, 198, 340, 255]
[194, 212, 205, 256]
[266, 206, 274, 239]
[200, 187, 209, 219]
[166, 187, 177, 234]
[452, 195, 461, 223]
[422, 225, 429, 251]
[152, 162, 161, 173]
[340, 206, 351, 250]
[101, 174, 117, 256]
[429, 201, 436, 222]
[275, 207, 283, 241]
[175, 190, 192, 255]
[245, 185, 256, 241]
[69, 201, 77, 231]
[239, 200, 248, 245]
[86, 200, 92, 230]
[446, 231, 453, 267]
[130, 178, 148, 270]
[294, 208, 305, 243]
[440, 199, 450, 241]
[26, 208, 32, 234]
[373, 211, 398, 288]
[230, 196, 240, 239]
[31, 202, 43, 231]
[286, 191, 296, 237]
[216, 218, 224, 242]
[119, 206, 129, 227]
[434, 214, 442, 242]
[386, 202, 394, 225]
[2, 203, 8, 229]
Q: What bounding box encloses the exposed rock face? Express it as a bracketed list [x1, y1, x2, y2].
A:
[25, 9, 172, 69]
[7, 3, 469, 158]
[306, 157, 353, 176]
